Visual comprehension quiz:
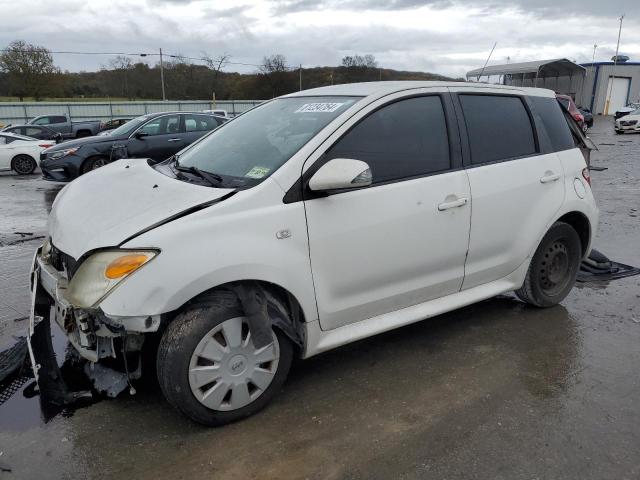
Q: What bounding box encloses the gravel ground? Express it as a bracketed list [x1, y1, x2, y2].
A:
[0, 116, 638, 480]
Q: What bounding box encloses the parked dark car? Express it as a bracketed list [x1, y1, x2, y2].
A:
[40, 112, 227, 182]
[1, 125, 63, 143]
[578, 107, 594, 128]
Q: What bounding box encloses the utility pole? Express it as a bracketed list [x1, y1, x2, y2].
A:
[159, 47, 166, 101]
[604, 15, 624, 115]
[299, 64, 302, 91]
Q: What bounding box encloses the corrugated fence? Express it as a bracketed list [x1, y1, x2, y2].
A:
[0, 100, 264, 125]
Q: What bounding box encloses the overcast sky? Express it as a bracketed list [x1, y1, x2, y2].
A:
[1, 0, 638, 78]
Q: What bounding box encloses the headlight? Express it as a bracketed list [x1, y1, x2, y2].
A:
[65, 250, 158, 308]
[49, 147, 80, 160]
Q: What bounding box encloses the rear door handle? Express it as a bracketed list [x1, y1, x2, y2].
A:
[167, 138, 182, 142]
[438, 196, 468, 211]
[540, 171, 561, 183]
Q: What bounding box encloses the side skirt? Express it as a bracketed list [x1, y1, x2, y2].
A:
[302, 260, 530, 359]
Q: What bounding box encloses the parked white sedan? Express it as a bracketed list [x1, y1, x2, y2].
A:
[615, 108, 640, 134]
[0, 132, 55, 175]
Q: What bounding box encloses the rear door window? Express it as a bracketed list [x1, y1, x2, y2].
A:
[138, 115, 182, 136]
[459, 94, 536, 165]
[184, 114, 219, 132]
[51, 116, 67, 124]
[529, 96, 575, 152]
[326, 96, 451, 184]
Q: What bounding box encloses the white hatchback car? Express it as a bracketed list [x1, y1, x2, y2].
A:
[29, 82, 598, 425]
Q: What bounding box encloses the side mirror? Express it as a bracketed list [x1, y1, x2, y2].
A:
[134, 131, 148, 139]
[309, 158, 372, 192]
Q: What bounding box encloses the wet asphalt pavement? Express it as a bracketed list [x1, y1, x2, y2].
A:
[0, 116, 639, 479]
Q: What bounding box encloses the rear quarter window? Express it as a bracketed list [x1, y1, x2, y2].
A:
[529, 96, 575, 152]
[459, 94, 536, 165]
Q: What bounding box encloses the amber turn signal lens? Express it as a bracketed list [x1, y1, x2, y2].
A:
[104, 254, 150, 279]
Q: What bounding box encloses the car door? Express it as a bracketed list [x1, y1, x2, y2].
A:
[450, 87, 565, 290]
[182, 114, 221, 146]
[302, 92, 472, 331]
[127, 114, 183, 162]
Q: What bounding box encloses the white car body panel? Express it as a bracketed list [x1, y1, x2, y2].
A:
[306, 171, 471, 330]
[461, 152, 565, 289]
[48, 158, 234, 259]
[0, 134, 51, 171]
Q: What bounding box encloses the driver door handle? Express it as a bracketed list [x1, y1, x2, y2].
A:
[438, 196, 468, 211]
[167, 138, 182, 142]
[540, 171, 561, 183]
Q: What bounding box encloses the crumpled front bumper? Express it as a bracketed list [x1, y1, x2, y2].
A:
[27, 247, 152, 398]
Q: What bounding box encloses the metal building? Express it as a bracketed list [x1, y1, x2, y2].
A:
[578, 61, 640, 115]
[466, 58, 640, 115]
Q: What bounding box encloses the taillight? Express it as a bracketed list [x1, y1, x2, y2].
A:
[39, 143, 54, 148]
[574, 113, 584, 123]
[582, 168, 591, 186]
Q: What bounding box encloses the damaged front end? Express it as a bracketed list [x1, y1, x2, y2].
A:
[28, 242, 160, 403]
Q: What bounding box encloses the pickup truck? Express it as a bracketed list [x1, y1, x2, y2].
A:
[27, 114, 102, 139]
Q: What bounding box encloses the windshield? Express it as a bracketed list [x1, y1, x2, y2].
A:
[109, 115, 150, 137]
[175, 96, 360, 187]
[630, 108, 640, 116]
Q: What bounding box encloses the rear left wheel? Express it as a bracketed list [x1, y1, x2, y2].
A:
[12, 154, 37, 175]
[515, 222, 582, 308]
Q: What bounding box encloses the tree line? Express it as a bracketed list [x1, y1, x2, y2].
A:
[0, 41, 457, 101]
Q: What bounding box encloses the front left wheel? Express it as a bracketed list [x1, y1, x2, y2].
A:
[12, 154, 37, 175]
[157, 291, 293, 426]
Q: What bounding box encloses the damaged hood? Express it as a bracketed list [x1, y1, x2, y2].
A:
[48, 159, 234, 259]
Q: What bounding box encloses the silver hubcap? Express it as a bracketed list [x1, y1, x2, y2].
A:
[188, 317, 280, 411]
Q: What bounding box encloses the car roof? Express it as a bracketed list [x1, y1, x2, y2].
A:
[0, 131, 36, 141]
[283, 81, 556, 99]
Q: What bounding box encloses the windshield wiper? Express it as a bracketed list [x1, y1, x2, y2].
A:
[175, 164, 224, 186]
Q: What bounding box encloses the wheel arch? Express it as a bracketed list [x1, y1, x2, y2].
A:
[168, 279, 308, 356]
[556, 211, 591, 257]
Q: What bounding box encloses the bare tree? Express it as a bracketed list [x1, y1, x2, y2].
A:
[0, 40, 60, 100]
[260, 54, 293, 97]
[109, 55, 134, 98]
[202, 52, 230, 99]
[341, 54, 378, 82]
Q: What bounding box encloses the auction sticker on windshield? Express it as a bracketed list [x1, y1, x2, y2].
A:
[245, 166, 271, 178]
[296, 103, 345, 113]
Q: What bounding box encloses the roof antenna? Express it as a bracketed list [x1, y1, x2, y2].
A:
[477, 42, 497, 81]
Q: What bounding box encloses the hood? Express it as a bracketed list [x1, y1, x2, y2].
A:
[44, 134, 119, 153]
[48, 159, 234, 259]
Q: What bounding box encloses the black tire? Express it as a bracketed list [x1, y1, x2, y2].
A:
[515, 222, 582, 308]
[615, 130, 623, 135]
[157, 290, 293, 426]
[81, 156, 108, 174]
[11, 154, 37, 175]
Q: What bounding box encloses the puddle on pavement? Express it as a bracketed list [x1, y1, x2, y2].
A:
[0, 321, 98, 432]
